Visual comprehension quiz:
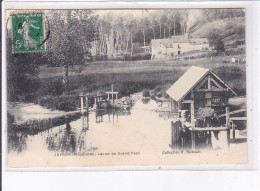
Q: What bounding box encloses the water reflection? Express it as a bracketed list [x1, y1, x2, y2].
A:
[141, 98, 150, 105]
[78, 114, 89, 152]
[7, 99, 241, 156]
[8, 128, 28, 153]
[8, 108, 135, 155]
[46, 122, 77, 153]
[95, 110, 104, 123]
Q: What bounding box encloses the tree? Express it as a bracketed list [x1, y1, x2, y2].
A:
[207, 30, 225, 54]
[6, 33, 44, 101]
[47, 10, 98, 92]
[139, 17, 150, 46]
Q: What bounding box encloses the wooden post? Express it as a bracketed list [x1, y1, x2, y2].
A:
[107, 94, 110, 101]
[226, 107, 230, 148]
[86, 112, 89, 129]
[171, 121, 178, 150]
[85, 95, 89, 111]
[232, 121, 235, 140]
[191, 101, 195, 150]
[80, 96, 84, 113]
[170, 99, 172, 112]
[171, 121, 174, 148]
[82, 115, 85, 129]
[94, 97, 97, 109]
[208, 75, 211, 89]
[116, 94, 118, 103]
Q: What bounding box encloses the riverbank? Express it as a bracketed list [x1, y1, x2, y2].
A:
[8, 111, 82, 135]
[9, 58, 246, 112]
[8, 102, 84, 135]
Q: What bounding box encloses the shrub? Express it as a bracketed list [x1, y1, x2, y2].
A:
[142, 89, 150, 98]
[109, 53, 152, 61]
[38, 95, 79, 111]
[38, 78, 63, 97]
[123, 53, 131, 61]
[93, 54, 108, 61]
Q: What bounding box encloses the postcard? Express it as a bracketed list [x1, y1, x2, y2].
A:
[4, 8, 247, 168]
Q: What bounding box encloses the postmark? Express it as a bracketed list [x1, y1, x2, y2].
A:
[11, 12, 45, 53]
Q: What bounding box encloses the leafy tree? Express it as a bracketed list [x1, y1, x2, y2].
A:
[47, 10, 98, 92]
[6, 32, 44, 101]
[215, 39, 225, 53]
[207, 30, 225, 54]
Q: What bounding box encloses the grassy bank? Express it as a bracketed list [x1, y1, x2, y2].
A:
[15, 56, 246, 111]
[8, 111, 82, 135]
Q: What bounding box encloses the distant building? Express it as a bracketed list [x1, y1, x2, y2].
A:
[151, 34, 210, 59]
[141, 46, 151, 53]
[151, 39, 174, 59]
[166, 66, 237, 113]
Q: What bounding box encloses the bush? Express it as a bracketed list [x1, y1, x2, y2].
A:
[111, 53, 152, 61]
[93, 54, 108, 61]
[38, 78, 63, 97]
[132, 53, 151, 61]
[234, 40, 245, 46]
[142, 89, 150, 98]
[123, 53, 132, 61]
[38, 95, 79, 111]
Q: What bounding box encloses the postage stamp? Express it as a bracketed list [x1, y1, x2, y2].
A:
[11, 12, 45, 53]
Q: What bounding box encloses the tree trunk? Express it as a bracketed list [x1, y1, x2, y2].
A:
[173, 21, 176, 36]
[125, 37, 129, 53]
[159, 23, 162, 38]
[168, 24, 171, 38]
[164, 27, 166, 38]
[152, 28, 155, 39]
[143, 30, 146, 46]
[62, 63, 69, 92]
[131, 32, 133, 56]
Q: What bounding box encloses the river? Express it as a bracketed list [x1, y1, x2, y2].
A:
[7, 97, 247, 167]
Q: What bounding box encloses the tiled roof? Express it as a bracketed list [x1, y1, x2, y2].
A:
[151, 39, 173, 48]
[189, 38, 208, 45]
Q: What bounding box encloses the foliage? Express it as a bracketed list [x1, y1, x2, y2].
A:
[9, 111, 82, 135]
[207, 30, 225, 54]
[142, 89, 150, 97]
[202, 9, 245, 22]
[6, 37, 43, 101]
[46, 10, 98, 90]
[93, 10, 188, 58]
[47, 10, 98, 66]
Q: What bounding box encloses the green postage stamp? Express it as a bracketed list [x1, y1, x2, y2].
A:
[12, 12, 45, 53]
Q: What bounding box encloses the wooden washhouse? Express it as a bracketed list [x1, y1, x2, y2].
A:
[166, 66, 237, 113]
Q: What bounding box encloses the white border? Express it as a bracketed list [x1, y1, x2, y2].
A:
[2, 1, 259, 173]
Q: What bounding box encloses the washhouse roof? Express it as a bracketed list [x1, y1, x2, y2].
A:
[166, 66, 237, 102]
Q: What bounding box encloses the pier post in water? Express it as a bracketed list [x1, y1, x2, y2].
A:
[80, 94, 84, 113]
[94, 97, 97, 109]
[85, 94, 89, 111]
[232, 121, 235, 140]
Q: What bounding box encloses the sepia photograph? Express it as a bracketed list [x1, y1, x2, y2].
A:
[5, 8, 247, 168]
